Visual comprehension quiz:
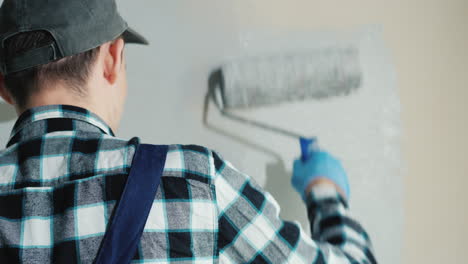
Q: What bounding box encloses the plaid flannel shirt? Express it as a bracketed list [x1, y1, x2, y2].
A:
[0, 105, 377, 264]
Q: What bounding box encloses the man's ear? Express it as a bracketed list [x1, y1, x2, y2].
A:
[102, 38, 125, 85]
[0, 74, 15, 105]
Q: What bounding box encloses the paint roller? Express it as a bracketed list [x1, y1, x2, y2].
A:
[206, 46, 362, 161]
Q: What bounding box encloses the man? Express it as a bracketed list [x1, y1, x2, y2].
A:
[0, 0, 377, 263]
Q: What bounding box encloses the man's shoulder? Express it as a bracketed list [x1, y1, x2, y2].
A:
[160, 144, 222, 186]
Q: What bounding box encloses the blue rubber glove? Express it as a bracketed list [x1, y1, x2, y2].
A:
[292, 150, 350, 200]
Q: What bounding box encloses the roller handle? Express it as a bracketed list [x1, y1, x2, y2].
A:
[300, 137, 317, 162]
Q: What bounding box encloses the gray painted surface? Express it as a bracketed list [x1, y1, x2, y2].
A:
[0, 1, 403, 263]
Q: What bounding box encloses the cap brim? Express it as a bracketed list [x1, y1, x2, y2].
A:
[122, 27, 149, 45]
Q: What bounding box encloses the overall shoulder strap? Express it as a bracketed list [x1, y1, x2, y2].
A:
[94, 144, 168, 264]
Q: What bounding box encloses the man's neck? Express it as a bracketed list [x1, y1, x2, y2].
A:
[19, 90, 114, 131]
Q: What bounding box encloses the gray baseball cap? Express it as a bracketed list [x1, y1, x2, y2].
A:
[0, 0, 148, 75]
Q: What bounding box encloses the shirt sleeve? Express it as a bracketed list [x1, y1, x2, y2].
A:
[212, 151, 377, 264]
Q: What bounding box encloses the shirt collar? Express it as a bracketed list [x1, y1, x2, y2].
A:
[7, 105, 115, 147]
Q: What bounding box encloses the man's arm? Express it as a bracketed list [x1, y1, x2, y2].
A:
[212, 151, 377, 264]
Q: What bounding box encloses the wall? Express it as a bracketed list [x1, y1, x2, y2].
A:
[115, 1, 403, 262]
[0, 1, 467, 264]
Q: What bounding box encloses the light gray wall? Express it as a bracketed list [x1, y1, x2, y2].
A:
[116, 2, 403, 263]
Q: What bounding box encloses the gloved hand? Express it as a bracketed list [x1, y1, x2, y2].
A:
[292, 149, 350, 200]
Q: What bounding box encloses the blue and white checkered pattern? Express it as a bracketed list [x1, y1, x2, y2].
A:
[0, 105, 377, 263]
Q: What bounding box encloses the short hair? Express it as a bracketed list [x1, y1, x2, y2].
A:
[3, 31, 100, 108]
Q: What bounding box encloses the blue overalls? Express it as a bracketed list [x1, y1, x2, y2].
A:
[94, 145, 168, 264]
